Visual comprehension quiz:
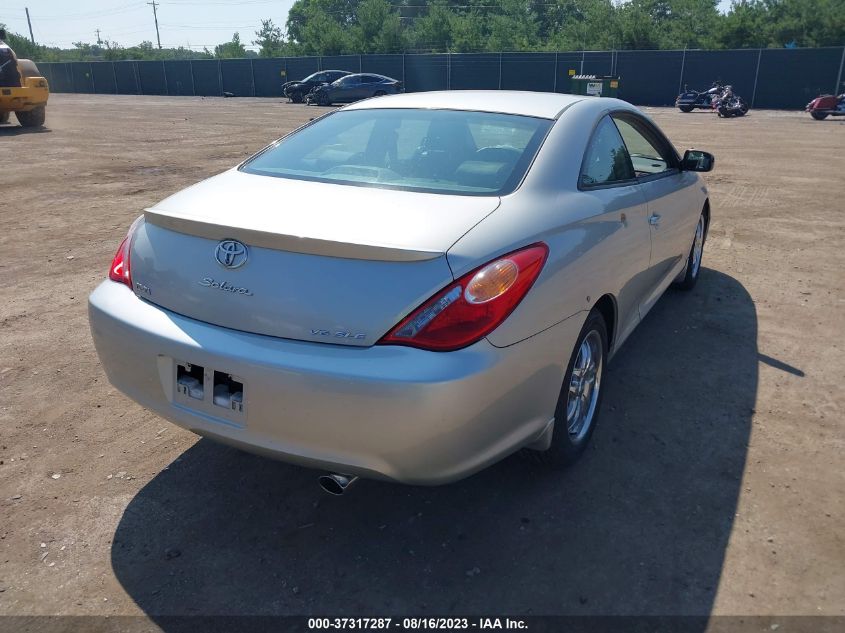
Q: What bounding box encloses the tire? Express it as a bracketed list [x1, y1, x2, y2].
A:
[811, 111, 829, 120]
[673, 212, 706, 290]
[679, 105, 694, 113]
[0, 111, 9, 124]
[374, 90, 387, 97]
[290, 92, 303, 104]
[532, 310, 608, 469]
[16, 105, 45, 128]
[318, 92, 330, 106]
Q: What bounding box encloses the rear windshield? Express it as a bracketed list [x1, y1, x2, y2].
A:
[241, 108, 552, 196]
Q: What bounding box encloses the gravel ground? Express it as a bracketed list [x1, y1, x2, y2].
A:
[0, 95, 843, 624]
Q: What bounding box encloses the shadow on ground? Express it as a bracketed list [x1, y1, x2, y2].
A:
[0, 124, 50, 136]
[112, 269, 758, 619]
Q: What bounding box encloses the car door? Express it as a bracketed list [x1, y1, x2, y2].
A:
[611, 112, 701, 316]
[337, 75, 362, 102]
[360, 75, 384, 98]
[576, 115, 652, 350]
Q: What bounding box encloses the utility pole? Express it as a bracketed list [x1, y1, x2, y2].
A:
[95, 29, 102, 46]
[25, 8, 35, 44]
[147, 1, 161, 49]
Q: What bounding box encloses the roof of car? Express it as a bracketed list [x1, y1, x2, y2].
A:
[343, 90, 587, 119]
[344, 73, 391, 79]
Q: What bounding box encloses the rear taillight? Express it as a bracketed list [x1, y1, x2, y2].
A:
[108, 217, 142, 288]
[378, 243, 548, 352]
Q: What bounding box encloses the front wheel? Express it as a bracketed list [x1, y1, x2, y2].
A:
[0, 111, 9, 124]
[679, 104, 694, 113]
[290, 92, 304, 104]
[810, 111, 829, 120]
[532, 310, 608, 468]
[16, 105, 46, 128]
[674, 213, 706, 290]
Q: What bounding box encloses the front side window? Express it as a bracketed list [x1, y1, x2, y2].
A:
[241, 108, 552, 196]
[580, 116, 635, 187]
[612, 116, 676, 176]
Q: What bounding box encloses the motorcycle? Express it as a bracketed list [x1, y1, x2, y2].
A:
[675, 82, 724, 112]
[713, 85, 749, 118]
[806, 94, 845, 120]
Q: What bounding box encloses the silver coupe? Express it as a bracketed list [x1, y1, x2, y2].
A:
[88, 91, 714, 493]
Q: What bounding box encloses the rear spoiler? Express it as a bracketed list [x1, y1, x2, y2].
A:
[143, 208, 442, 262]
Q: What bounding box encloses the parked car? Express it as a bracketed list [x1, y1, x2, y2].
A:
[306, 73, 402, 106]
[283, 70, 351, 103]
[89, 91, 713, 494]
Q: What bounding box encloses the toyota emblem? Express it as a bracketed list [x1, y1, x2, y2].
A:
[215, 239, 248, 269]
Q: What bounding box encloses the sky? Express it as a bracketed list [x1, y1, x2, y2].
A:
[2, 0, 735, 51]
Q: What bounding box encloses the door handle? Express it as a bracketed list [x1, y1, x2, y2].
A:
[649, 214, 661, 226]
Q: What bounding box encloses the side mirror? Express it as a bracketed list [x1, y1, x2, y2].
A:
[682, 149, 715, 172]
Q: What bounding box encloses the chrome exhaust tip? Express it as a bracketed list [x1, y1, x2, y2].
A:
[318, 473, 358, 496]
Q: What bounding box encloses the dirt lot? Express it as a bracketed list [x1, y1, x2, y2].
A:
[0, 95, 843, 625]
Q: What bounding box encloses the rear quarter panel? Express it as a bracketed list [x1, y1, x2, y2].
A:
[447, 98, 652, 350]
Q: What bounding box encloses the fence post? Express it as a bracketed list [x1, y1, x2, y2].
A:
[111, 62, 118, 94]
[498, 52, 502, 89]
[89, 62, 94, 93]
[162, 60, 169, 96]
[189, 59, 196, 96]
[677, 47, 687, 97]
[250, 58, 256, 97]
[553, 52, 558, 93]
[447, 53, 451, 90]
[359, 55, 362, 73]
[835, 46, 845, 94]
[750, 48, 762, 108]
[133, 61, 140, 94]
[580, 50, 585, 75]
[217, 59, 223, 96]
[402, 53, 406, 88]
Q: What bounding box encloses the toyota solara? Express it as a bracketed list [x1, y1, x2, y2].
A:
[88, 91, 714, 491]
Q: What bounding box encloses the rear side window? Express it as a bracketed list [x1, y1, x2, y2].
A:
[241, 108, 552, 196]
[580, 116, 635, 187]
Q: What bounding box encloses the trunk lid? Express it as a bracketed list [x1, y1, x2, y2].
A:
[130, 169, 500, 346]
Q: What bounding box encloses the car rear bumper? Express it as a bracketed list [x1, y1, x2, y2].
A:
[88, 281, 581, 484]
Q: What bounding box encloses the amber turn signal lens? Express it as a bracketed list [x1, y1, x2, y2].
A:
[464, 259, 519, 304]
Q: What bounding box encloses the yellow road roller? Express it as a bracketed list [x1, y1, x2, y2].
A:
[0, 32, 49, 128]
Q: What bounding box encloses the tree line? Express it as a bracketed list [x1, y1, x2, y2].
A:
[3, 0, 843, 63]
